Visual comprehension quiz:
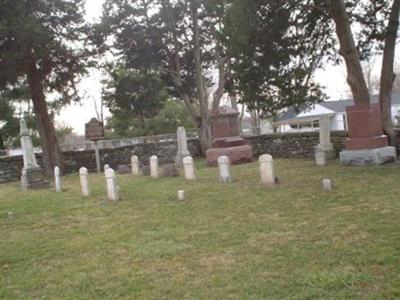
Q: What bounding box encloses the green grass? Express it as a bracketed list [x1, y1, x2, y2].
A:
[1, 159, 400, 299]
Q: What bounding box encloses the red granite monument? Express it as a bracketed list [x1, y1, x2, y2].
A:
[206, 106, 254, 166]
[340, 103, 396, 165]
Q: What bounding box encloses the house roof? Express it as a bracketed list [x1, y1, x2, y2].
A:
[276, 93, 400, 125]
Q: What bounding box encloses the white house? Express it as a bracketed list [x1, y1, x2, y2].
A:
[274, 94, 400, 133]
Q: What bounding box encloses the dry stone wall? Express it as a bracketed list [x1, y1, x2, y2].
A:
[245, 131, 347, 158]
[0, 138, 201, 183]
[4, 130, 400, 183]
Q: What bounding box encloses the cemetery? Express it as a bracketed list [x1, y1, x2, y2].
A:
[1, 154, 400, 298]
[1, 0, 400, 299]
[1, 109, 400, 299]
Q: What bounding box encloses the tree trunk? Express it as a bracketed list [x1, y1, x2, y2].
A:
[250, 110, 260, 135]
[379, 0, 400, 146]
[329, 0, 370, 104]
[197, 120, 212, 156]
[191, 1, 212, 153]
[0, 134, 4, 149]
[27, 60, 62, 176]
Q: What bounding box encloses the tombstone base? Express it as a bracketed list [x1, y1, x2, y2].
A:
[206, 144, 254, 166]
[21, 167, 49, 190]
[340, 146, 396, 166]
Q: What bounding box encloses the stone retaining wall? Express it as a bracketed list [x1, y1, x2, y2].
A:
[0, 138, 201, 183]
[5, 130, 400, 183]
[245, 131, 347, 158]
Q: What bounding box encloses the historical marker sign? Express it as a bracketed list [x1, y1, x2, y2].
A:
[85, 118, 104, 142]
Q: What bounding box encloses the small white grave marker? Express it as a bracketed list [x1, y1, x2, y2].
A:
[218, 156, 232, 183]
[150, 155, 159, 179]
[105, 168, 119, 201]
[54, 166, 62, 193]
[79, 167, 91, 197]
[131, 155, 140, 176]
[322, 178, 332, 191]
[104, 164, 110, 171]
[315, 151, 327, 166]
[183, 156, 196, 180]
[259, 154, 276, 186]
[178, 190, 186, 201]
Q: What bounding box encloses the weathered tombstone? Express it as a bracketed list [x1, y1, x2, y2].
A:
[259, 154, 276, 186]
[131, 155, 141, 176]
[218, 155, 232, 183]
[104, 164, 110, 171]
[183, 156, 196, 180]
[105, 168, 119, 201]
[322, 178, 332, 191]
[315, 115, 335, 163]
[206, 106, 254, 166]
[178, 190, 186, 201]
[150, 155, 159, 179]
[19, 119, 49, 190]
[54, 166, 62, 193]
[175, 127, 190, 166]
[315, 151, 327, 167]
[85, 118, 104, 173]
[79, 167, 91, 197]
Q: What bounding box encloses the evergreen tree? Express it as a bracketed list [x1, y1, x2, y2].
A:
[0, 0, 93, 175]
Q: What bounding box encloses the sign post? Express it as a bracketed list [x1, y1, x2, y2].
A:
[85, 118, 105, 173]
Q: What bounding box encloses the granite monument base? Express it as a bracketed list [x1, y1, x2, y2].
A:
[340, 146, 396, 166]
[21, 167, 49, 190]
[206, 144, 254, 166]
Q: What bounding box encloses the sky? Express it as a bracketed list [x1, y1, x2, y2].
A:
[56, 0, 354, 134]
[56, 0, 106, 134]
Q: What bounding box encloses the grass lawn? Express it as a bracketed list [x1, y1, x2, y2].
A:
[1, 159, 400, 299]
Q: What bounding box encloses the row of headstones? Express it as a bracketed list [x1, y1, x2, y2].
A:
[53, 154, 278, 200]
[132, 154, 276, 185]
[53, 153, 332, 202]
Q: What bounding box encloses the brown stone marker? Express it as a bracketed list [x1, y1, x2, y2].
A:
[206, 106, 254, 166]
[340, 103, 396, 166]
[345, 104, 388, 149]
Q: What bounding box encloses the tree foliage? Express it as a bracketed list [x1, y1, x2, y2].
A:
[223, 0, 336, 116]
[106, 101, 194, 138]
[103, 66, 168, 129]
[0, 0, 92, 174]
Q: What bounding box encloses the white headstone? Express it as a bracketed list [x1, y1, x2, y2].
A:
[20, 119, 49, 190]
[54, 166, 62, 193]
[178, 190, 186, 201]
[104, 164, 110, 171]
[183, 156, 196, 180]
[319, 116, 332, 147]
[105, 168, 119, 201]
[79, 167, 91, 197]
[315, 151, 327, 166]
[20, 119, 38, 169]
[322, 178, 332, 191]
[150, 155, 159, 179]
[218, 156, 232, 183]
[259, 154, 276, 186]
[131, 155, 140, 176]
[175, 127, 190, 166]
[315, 115, 334, 161]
